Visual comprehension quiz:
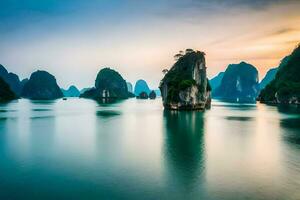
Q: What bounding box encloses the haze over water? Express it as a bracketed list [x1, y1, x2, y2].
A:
[0, 99, 299, 200]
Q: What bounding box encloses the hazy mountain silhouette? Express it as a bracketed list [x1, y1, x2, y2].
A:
[259, 68, 278, 90]
[80, 67, 129, 99]
[61, 85, 80, 97]
[0, 64, 23, 96]
[210, 72, 224, 92]
[22, 70, 63, 100]
[214, 61, 259, 102]
[134, 79, 150, 96]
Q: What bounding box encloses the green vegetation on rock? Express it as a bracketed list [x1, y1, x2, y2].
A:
[161, 51, 206, 103]
[259, 44, 300, 104]
[160, 49, 211, 110]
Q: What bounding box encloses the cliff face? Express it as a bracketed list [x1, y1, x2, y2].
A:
[81, 68, 129, 99]
[214, 62, 259, 102]
[259, 45, 300, 104]
[159, 50, 211, 110]
[22, 70, 63, 100]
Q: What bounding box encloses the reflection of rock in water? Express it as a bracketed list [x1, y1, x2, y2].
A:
[96, 98, 127, 106]
[277, 105, 300, 115]
[96, 98, 117, 104]
[96, 110, 121, 118]
[30, 100, 56, 105]
[277, 106, 300, 145]
[163, 110, 205, 196]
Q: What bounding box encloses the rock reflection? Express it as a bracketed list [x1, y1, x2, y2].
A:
[277, 105, 300, 115]
[276, 105, 300, 145]
[163, 110, 205, 197]
[30, 100, 56, 105]
[96, 110, 121, 118]
[96, 98, 122, 106]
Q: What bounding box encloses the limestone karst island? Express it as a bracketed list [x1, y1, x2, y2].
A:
[160, 50, 211, 110]
[0, 0, 300, 200]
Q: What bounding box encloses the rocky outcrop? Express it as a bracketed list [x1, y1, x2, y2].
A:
[259, 44, 300, 104]
[80, 68, 129, 99]
[149, 90, 156, 99]
[0, 64, 23, 96]
[22, 70, 63, 100]
[259, 68, 278, 90]
[134, 79, 150, 96]
[0, 77, 17, 101]
[214, 62, 259, 103]
[61, 85, 80, 97]
[159, 50, 211, 110]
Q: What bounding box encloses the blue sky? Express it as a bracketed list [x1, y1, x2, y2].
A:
[0, 0, 299, 89]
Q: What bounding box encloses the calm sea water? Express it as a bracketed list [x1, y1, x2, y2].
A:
[0, 98, 299, 200]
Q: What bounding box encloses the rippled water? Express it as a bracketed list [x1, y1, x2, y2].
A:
[0, 98, 299, 200]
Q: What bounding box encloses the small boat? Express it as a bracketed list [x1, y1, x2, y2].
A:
[63, 97, 67, 100]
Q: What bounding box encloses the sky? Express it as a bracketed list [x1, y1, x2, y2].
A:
[0, 0, 299, 89]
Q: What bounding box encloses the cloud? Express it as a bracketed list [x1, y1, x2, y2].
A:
[0, 0, 300, 87]
[268, 27, 299, 36]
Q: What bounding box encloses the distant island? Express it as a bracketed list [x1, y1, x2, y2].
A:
[61, 85, 80, 97]
[22, 70, 63, 100]
[159, 49, 211, 110]
[80, 67, 130, 100]
[0, 44, 299, 107]
[0, 64, 25, 97]
[134, 79, 151, 96]
[149, 90, 156, 99]
[213, 62, 260, 103]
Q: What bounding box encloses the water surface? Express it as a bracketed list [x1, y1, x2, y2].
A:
[0, 99, 299, 200]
